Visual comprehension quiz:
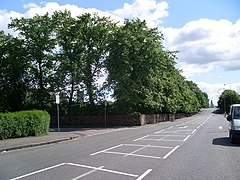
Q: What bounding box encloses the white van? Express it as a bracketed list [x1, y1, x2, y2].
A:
[227, 104, 240, 144]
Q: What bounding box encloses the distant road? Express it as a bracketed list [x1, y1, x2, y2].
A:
[1, 108, 240, 180]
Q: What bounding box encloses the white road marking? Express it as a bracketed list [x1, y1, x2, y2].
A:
[155, 126, 173, 134]
[179, 126, 188, 129]
[124, 145, 148, 157]
[183, 135, 191, 142]
[133, 135, 150, 142]
[151, 134, 187, 137]
[90, 144, 123, 156]
[67, 163, 138, 177]
[191, 129, 197, 134]
[219, 126, 223, 130]
[71, 166, 104, 180]
[10, 163, 66, 180]
[136, 169, 152, 180]
[104, 151, 162, 159]
[123, 144, 173, 149]
[163, 145, 180, 159]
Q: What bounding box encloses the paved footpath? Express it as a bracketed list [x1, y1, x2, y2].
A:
[0, 127, 131, 152]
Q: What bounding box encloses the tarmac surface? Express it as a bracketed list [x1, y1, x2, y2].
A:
[0, 127, 130, 152]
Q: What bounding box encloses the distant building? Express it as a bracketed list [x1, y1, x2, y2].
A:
[210, 100, 215, 108]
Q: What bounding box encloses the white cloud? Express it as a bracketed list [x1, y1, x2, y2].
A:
[197, 81, 240, 105]
[112, 0, 168, 27]
[163, 18, 240, 76]
[0, 2, 123, 35]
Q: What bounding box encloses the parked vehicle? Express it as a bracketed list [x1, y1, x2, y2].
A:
[227, 104, 240, 144]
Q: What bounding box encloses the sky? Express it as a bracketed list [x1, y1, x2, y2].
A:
[0, 0, 240, 105]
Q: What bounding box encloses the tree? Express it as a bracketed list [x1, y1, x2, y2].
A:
[218, 90, 240, 113]
[76, 13, 113, 105]
[107, 19, 184, 114]
[52, 11, 113, 109]
[186, 80, 209, 108]
[0, 31, 27, 112]
[9, 14, 56, 110]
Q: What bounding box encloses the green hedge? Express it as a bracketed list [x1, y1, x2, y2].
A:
[0, 110, 50, 140]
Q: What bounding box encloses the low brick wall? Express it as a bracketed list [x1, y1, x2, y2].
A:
[51, 113, 192, 128]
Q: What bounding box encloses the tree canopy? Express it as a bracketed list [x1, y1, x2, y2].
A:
[218, 90, 240, 113]
[0, 11, 209, 115]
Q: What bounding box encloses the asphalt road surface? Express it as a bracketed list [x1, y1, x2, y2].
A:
[1, 108, 240, 180]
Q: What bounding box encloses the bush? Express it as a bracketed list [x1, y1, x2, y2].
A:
[0, 110, 50, 140]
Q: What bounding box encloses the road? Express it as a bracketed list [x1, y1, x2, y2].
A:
[1, 108, 240, 180]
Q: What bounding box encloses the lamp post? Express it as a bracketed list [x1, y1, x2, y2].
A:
[223, 84, 226, 115]
[104, 101, 107, 127]
[56, 93, 60, 132]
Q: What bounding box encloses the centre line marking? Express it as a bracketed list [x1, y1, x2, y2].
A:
[183, 135, 191, 142]
[71, 166, 104, 180]
[90, 144, 123, 156]
[162, 145, 180, 159]
[191, 129, 197, 134]
[136, 169, 152, 180]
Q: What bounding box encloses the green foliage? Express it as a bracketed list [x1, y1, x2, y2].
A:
[1, 12, 209, 116]
[186, 80, 209, 108]
[0, 31, 27, 112]
[9, 14, 56, 110]
[218, 90, 240, 113]
[0, 110, 50, 139]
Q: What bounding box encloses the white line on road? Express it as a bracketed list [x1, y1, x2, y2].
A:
[90, 144, 123, 156]
[123, 144, 173, 149]
[104, 151, 162, 159]
[133, 135, 150, 142]
[67, 163, 138, 177]
[178, 126, 188, 129]
[163, 145, 180, 159]
[10, 163, 66, 180]
[219, 126, 223, 130]
[124, 145, 148, 157]
[71, 166, 104, 180]
[136, 169, 152, 180]
[183, 135, 191, 142]
[191, 129, 197, 134]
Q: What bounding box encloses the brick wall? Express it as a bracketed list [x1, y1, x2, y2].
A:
[51, 113, 192, 128]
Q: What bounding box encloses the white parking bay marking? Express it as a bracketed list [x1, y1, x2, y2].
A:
[71, 166, 104, 180]
[90, 144, 123, 156]
[10, 163, 66, 180]
[136, 169, 152, 180]
[179, 126, 188, 129]
[133, 135, 150, 142]
[67, 163, 139, 178]
[162, 145, 180, 159]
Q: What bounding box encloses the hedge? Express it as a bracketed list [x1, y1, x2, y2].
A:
[0, 110, 50, 140]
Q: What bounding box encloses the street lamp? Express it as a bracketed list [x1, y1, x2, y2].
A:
[104, 101, 107, 127]
[223, 84, 226, 115]
[56, 93, 60, 132]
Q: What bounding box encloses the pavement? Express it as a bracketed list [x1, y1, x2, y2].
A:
[0, 127, 132, 152]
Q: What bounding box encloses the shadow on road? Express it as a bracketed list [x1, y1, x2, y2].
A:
[212, 137, 240, 147]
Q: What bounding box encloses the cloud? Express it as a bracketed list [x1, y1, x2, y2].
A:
[197, 81, 240, 105]
[0, 2, 123, 35]
[112, 0, 168, 27]
[163, 18, 240, 75]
